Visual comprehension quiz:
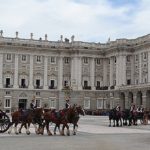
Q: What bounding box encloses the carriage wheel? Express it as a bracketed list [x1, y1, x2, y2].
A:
[0, 113, 10, 133]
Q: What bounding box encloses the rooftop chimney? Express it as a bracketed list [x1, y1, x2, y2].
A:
[45, 34, 48, 41]
[71, 35, 75, 42]
[16, 31, 18, 38]
[60, 35, 63, 42]
[0, 30, 3, 37]
[30, 33, 33, 40]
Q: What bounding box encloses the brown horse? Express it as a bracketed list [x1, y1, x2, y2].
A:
[58, 105, 85, 135]
[42, 108, 70, 136]
[8, 108, 44, 135]
[54, 105, 85, 135]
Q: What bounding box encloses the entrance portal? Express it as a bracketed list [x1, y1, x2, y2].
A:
[18, 99, 27, 109]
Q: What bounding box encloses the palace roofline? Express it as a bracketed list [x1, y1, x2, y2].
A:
[0, 31, 150, 52]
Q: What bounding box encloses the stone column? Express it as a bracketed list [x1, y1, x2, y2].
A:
[44, 56, 48, 89]
[139, 53, 142, 83]
[116, 56, 120, 86]
[133, 92, 137, 104]
[29, 55, 34, 89]
[142, 91, 147, 108]
[131, 55, 135, 84]
[121, 55, 126, 85]
[125, 93, 129, 109]
[90, 57, 95, 90]
[109, 57, 113, 86]
[58, 56, 63, 90]
[0, 54, 3, 88]
[148, 52, 150, 83]
[71, 56, 78, 90]
[103, 58, 108, 86]
[77, 57, 82, 90]
[14, 54, 19, 88]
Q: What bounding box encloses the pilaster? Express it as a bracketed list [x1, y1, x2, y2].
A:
[58, 56, 63, 90]
[90, 57, 95, 90]
[29, 55, 34, 89]
[0, 54, 3, 88]
[109, 57, 113, 86]
[14, 54, 18, 88]
[44, 56, 48, 89]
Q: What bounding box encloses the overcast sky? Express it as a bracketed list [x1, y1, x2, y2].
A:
[0, 0, 150, 43]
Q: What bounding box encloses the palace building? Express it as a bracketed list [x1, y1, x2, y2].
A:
[0, 30, 150, 112]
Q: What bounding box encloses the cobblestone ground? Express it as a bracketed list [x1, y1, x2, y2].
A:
[0, 115, 150, 150]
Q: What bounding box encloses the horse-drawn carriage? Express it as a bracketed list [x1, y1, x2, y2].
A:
[0, 109, 10, 133]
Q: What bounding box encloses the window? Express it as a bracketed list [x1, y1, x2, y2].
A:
[97, 81, 100, 87]
[36, 99, 41, 107]
[6, 78, 10, 87]
[36, 56, 41, 62]
[36, 92, 40, 96]
[6, 91, 10, 95]
[135, 79, 138, 84]
[143, 52, 147, 60]
[135, 55, 138, 61]
[21, 79, 26, 88]
[114, 57, 116, 63]
[126, 55, 130, 62]
[84, 81, 88, 87]
[83, 57, 88, 64]
[49, 80, 55, 89]
[4, 99, 11, 108]
[64, 80, 68, 87]
[96, 58, 100, 65]
[22, 55, 26, 61]
[113, 80, 116, 86]
[49, 98, 56, 108]
[144, 78, 147, 83]
[50, 57, 56, 64]
[6, 54, 12, 61]
[127, 79, 131, 85]
[97, 99, 103, 109]
[64, 57, 69, 64]
[84, 97, 90, 109]
[36, 79, 40, 88]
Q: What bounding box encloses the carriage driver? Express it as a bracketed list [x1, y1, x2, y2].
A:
[65, 98, 70, 109]
[30, 96, 37, 110]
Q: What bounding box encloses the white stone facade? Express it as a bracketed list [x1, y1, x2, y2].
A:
[1, 32, 150, 112]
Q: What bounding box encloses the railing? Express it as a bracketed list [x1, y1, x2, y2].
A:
[83, 86, 91, 90]
[4, 85, 13, 88]
[19, 85, 28, 88]
[110, 86, 115, 89]
[96, 86, 108, 90]
[48, 86, 57, 89]
[34, 86, 43, 89]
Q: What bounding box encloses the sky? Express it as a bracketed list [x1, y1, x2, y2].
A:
[0, 0, 150, 43]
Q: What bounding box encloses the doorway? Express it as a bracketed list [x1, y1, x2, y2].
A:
[18, 99, 27, 109]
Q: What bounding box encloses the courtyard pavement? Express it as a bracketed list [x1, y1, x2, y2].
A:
[0, 115, 150, 150]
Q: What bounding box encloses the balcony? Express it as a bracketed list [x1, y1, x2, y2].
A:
[96, 86, 108, 90]
[4, 84, 13, 88]
[48, 86, 57, 89]
[34, 85, 43, 89]
[110, 86, 115, 89]
[19, 85, 28, 88]
[83, 86, 91, 90]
